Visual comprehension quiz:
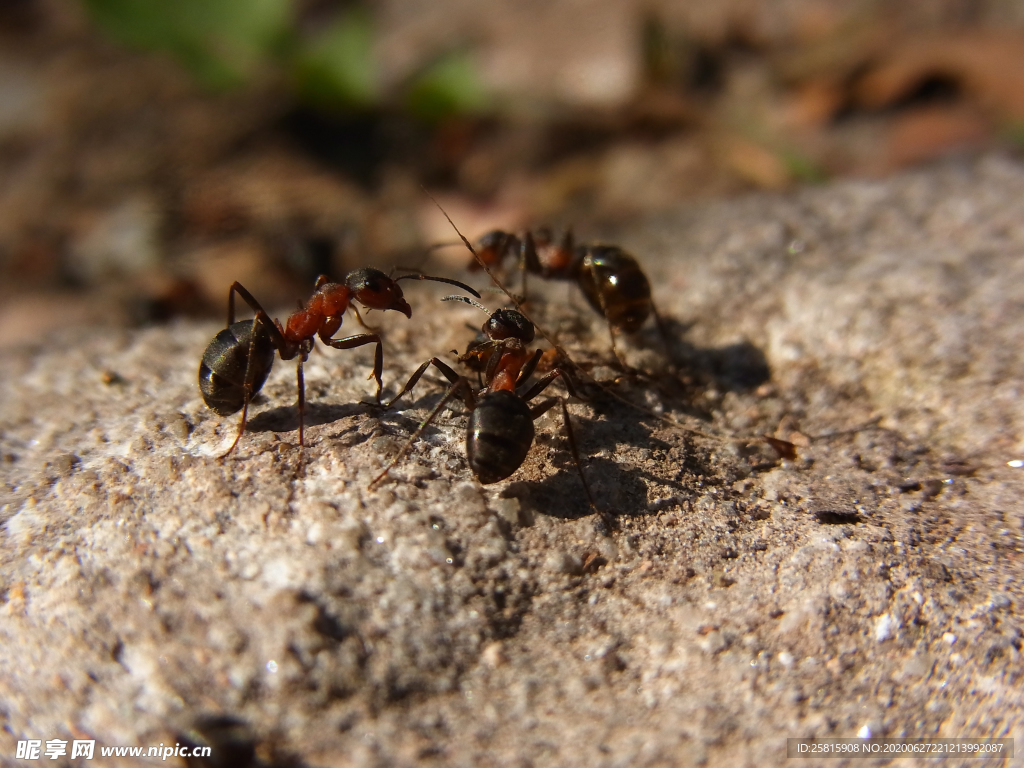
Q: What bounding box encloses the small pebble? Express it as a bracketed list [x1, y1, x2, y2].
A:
[481, 642, 506, 668]
[874, 613, 895, 642]
[545, 551, 582, 575]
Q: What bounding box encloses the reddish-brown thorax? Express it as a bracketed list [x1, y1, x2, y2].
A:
[536, 238, 575, 275]
[284, 283, 351, 344]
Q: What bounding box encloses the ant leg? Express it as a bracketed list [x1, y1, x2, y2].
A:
[226, 283, 291, 351]
[560, 228, 575, 254]
[514, 348, 544, 389]
[517, 365, 584, 403]
[227, 282, 267, 328]
[219, 317, 271, 459]
[296, 359, 305, 447]
[323, 333, 384, 403]
[650, 301, 676, 369]
[350, 305, 380, 333]
[519, 231, 544, 303]
[605, 320, 627, 371]
[578, 266, 630, 371]
[529, 396, 608, 527]
[389, 240, 461, 274]
[386, 357, 462, 409]
[518, 236, 529, 303]
[370, 376, 475, 489]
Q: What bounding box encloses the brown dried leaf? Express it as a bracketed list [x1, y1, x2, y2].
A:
[885, 105, 990, 170]
[783, 77, 846, 129]
[855, 32, 1024, 121]
[763, 436, 799, 460]
[774, 416, 810, 447]
[718, 136, 790, 189]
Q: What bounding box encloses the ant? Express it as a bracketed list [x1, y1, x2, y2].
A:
[429, 200, 848, 499]
[198, 268, 480, 458]
[369, 296, 604, 524]
[445, 227, 669, 367]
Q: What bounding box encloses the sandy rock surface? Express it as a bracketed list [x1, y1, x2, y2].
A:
[2, 156, 1024, 766]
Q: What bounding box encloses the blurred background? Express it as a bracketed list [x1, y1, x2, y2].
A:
[2, 0, 1024, 347]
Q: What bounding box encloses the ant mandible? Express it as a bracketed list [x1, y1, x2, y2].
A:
[369, 296, 604, 523]
[454, 228, 668, 367]
[198, 268, 480, 458]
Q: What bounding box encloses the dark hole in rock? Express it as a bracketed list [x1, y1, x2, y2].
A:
[814, 509, 862, 525]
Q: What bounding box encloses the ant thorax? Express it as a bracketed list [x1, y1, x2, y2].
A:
[284, 283, 350, 344]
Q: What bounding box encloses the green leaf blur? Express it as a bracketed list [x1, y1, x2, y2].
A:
[404, 51, 489, 123]
[294, 10, 378, 110]
[83, 0, 292, 89]
[82, 0, 490, 120]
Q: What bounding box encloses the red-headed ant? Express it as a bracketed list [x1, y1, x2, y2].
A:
[369, 296, 602, 521]
[198, 269, 480, 458]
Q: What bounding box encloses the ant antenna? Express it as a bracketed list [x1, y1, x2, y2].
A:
[442, 295, 492, 315]
[393, 272, 482, 298]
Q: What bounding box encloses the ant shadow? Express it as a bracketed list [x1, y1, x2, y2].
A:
[564, 317, 770, 429]
[638, 316, 771, 394]
[377, 376, 713, 524]
[522, 412, 717, 522]
[503, 455, 659, 524]
[247, 402, 373, 435]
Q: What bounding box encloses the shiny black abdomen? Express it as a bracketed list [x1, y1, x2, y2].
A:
[198, 320, 275, 416]
[575, 245, 652, 333]
[466, 390, 535, 484]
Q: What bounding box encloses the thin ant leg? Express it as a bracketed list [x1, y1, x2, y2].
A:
[517, 365, 584, 402]
[219, 321, 268, 459]
[560, 229, 575, 256]
[322, 334, 385, 403]
[385, 357, 462, 409]
[518, 232, 536, 303]
[226, 282, 247, 326]
[529, 395, 609, 528]
[226, 282, 291, 350]
[392, 241, 463, 273]
[370, 376, 476, 489]
[650, 301, 676, 369]
[350, 305, 379, 333]
[483, 341, 506, 382]
[519, 366, 591, 500]
[296, 359, 305, 447]
[514, 348, 544, 389]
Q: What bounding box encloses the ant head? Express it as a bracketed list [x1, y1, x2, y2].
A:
[478, 230, 518, 250]
[347, 268, 412, 318]
[441, 296, 534, 343]
[485, 308, 534, 343]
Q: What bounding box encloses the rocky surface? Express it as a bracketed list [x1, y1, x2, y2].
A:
[2, 156, 1024, 766]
